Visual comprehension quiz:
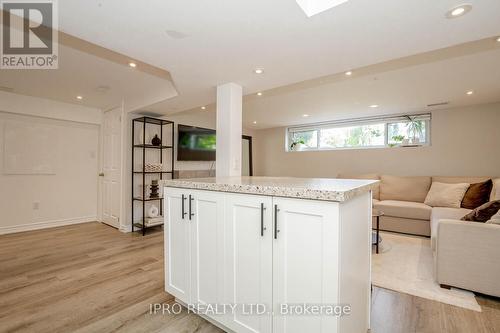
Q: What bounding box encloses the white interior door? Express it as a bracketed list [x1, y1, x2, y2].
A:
[101, 108, 122, 228]
[241, 138, 250, 176]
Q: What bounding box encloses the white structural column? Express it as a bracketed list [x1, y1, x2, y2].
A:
[216, 83, 242, 177]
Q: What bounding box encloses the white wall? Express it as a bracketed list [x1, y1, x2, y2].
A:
[0, 92, 102, 234]
[253, 103, 500, 178]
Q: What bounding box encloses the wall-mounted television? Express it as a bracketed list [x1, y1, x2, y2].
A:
[178, 124, 216, 161]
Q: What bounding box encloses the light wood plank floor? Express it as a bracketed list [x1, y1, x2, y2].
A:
[0, 222, 499, 333]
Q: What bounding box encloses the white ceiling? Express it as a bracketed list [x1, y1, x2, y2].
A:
[241, 47, 500, 128]
[58, 0, 500, 115]
[0, 42, 177, 112]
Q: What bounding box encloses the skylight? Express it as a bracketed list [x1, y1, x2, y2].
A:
[296, 0, 349, 17]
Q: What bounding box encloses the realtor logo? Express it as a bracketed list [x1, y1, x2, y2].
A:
[1, 0, 58, 69]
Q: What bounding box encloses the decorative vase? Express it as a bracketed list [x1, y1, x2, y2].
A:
[148, 205, 159, 218]
[150, 179, 159, 198]
[151, 134, 161, 146]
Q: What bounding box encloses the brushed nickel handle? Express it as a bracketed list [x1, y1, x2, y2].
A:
[261, 203, 266, 236]
[181, 194, 187, 219]
[189, 194, 194, 220]
[274, 204, 280, 239]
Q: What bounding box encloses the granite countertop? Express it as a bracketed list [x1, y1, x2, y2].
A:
[161, 176, 378, 202]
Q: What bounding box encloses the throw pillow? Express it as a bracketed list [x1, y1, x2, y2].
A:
[461, 200, 500, 222]
[424, 182, 470, 208]
[486, 210, 500, 225]
[461, 179, 493, 209]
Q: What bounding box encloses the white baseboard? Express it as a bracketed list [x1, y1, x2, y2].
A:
[120, 224, 132, 233]
[0, 216, 97, 235]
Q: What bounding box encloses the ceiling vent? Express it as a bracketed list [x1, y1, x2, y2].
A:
[166, 30, 189, 39]
[96, 85, 111, 93]
[296, 0, 349, 17]
[427, 102, 449, 107]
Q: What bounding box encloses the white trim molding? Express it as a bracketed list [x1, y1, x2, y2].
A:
[0, 216, 97, 235]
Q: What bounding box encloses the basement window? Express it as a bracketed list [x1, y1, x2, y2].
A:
[287, 114, 431, 151]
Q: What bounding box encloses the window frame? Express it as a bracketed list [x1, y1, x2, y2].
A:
[286, 113, 431, 152]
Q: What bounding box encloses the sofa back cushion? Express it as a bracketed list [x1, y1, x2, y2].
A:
[380, 175, 431, 202]
[432, 176, 490, 185]
[338, 173, 380, 200]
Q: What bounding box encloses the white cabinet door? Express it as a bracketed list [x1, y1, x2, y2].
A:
[189, 190, 226, 316]
[225, 193, 273, 333]
[272, 197, 340, 333]
[164, 187, 191, 304]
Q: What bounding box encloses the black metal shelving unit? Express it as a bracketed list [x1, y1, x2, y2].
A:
[132, 117, 174, 235]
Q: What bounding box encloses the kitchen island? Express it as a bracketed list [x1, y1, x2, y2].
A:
[163, 176, 378, 333]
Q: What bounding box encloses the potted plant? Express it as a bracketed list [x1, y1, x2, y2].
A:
[405, 116, 424, 144]
[391, 135, 406, 146]
[290, 140, 305, 151]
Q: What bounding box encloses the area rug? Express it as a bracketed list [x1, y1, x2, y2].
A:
[372, 232, 481, 312]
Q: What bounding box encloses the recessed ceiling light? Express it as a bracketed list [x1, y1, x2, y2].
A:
[76, 95, 83, 100]
[302, 114, 310, 117]
[345, 71, 352, 76]
[128, 62, 137, 68]
[369, 104, 379, 108]
[257, 92, 263, 96]
[254, 68, 264, 74]
[446, 4, 472, 18]
[201, 106, 206, 110]
[253, 121, 257, 124]
[496, 37, 500, 42]
[466, 90, 474, 95]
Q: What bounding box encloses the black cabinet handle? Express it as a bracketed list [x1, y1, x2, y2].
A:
[189, 194, 194, 220]
[260, 203, 265, 236]
[181, 194, 187, 219]
[274, 204, 280, 239]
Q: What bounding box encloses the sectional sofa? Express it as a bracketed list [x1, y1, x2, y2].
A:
[339, 173, 500, 297]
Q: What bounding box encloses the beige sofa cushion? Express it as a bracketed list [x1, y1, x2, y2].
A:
[380, 175, 431, 202]
[432, 176, 490, 184]
[374, 200, 432, 221]
[424, 182, 470, 208]
[492, 178, 500, 201]
[338, 173, 380, 200]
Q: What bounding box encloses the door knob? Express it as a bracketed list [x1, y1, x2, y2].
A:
[99, 172, 105, 177]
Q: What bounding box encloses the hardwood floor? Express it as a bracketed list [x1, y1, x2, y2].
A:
[1, 222, 499, 333]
